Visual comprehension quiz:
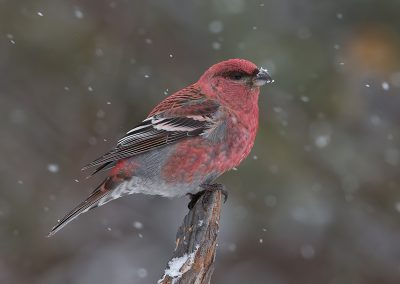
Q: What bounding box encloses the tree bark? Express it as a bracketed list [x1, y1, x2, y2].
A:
[158, 189, 223, 284]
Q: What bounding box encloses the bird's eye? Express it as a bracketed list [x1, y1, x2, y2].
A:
[228, 71, 246, 81]
[232, 73, 243, 80]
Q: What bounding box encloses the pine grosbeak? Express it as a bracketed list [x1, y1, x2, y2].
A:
[49, 58, 271, 236]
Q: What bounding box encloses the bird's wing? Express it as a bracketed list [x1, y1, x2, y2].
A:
[82, 86, 220, 174]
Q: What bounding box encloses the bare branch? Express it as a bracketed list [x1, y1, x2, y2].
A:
[158, 190, 223, 284]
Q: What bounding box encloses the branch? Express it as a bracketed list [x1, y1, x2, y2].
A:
[158, 189, 224, 284]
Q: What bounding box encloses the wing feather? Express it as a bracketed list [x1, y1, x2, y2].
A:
[82, 85, 220, 174]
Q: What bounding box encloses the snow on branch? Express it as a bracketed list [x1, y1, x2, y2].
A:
[158, 189, 224, 284]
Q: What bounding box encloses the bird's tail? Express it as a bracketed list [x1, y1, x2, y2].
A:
[48, 177, 118, 237]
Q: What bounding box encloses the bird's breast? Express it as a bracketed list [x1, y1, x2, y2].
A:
[223, 108, 259, 168]
[160, 106, 259, 185]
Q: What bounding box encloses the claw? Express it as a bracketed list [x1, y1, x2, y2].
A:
[186, 183, 228, 210]
[221, 189, 228, 203]
[187, 191, 204, 210]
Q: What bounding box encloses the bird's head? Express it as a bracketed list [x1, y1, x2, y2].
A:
[199, 59, 272, 111]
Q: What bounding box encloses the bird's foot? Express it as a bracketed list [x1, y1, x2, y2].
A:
[187, 191, 204, 210]
[187, 183, 228, 210]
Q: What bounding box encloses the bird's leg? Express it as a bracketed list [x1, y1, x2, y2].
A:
[187, 183, 228, 210]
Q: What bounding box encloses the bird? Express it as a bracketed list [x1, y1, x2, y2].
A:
[48, 58, 272, 237]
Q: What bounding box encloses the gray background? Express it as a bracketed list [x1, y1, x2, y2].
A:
[1, 0, 400, 283]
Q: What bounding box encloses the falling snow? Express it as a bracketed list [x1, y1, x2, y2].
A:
[382, 81, 390, 91]
[74, 7, 84, 19]
[314, 135, 330, 148]
[310, 122, 332, 148]
[133, 221, 144, 229]
[265, 195, 277, 207]
[273, 107, 282, 113]
[384, 148, 399, 166]
[214, 0, 245, 14]
[300, 244, 315, 259]
[208, 20, 224, 34]
[370, 115, 381, 126]
[212, 42, 221, 50]
[227, 243, 237, 252]
[300, 96, 310, 102]
[6, 34, 15, 44]
[96, 109, 105, 118]
[95, 48, 104, 57]
[47, 164, 59, 173]
[137, 268, 148, 278]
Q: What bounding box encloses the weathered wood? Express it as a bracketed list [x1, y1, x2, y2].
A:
[158, 190, 223, 284]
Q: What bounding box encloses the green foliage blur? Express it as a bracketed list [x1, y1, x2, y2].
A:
[1, 0, 400, 283]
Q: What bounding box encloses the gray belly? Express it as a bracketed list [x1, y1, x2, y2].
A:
[115, 177, 202, 198]
[111, 144, 217, 198]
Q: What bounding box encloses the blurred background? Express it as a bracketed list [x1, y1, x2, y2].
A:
[1, 0, 400, 283]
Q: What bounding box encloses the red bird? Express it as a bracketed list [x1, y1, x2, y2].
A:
[49, 59, 271, 236]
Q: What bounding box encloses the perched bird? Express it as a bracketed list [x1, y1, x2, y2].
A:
[48, 59, 271, 236]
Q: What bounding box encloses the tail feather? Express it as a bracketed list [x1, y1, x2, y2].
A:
[47, 178, 113, 237]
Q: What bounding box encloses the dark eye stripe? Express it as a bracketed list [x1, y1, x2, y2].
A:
[224, 70, 249, 80]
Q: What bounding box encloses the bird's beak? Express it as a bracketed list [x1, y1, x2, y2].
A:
[253, 67, 272, 87]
